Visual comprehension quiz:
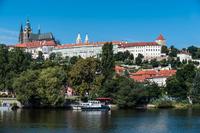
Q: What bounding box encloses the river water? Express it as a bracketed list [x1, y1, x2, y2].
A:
[0, 109, 200, 133]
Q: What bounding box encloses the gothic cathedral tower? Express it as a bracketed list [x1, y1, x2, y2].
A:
[23, 19, 32, 43]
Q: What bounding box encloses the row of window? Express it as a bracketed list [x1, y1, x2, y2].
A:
[135, 53, 160, 56]
[130, 49, 160, 52]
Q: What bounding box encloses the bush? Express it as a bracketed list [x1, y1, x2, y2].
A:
[152, 98, 174, 108]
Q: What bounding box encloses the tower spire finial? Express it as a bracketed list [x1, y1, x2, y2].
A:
[19, 23, 24, 43]
[76, 33, 82, 44]
[38, 24, 41, 34]
[85, 33, 89, 44]
[20, 23, 23, 32]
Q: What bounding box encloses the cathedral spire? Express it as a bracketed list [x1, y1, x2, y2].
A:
[20, 23, 23, 32]
[85, 33, 89, 44]
[38, 24, 41, 34]
[76, 33, 82, 44]
[19, 23, 24, 43]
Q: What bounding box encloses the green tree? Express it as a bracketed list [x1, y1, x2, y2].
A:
[13, 67, 67, 106]
[191, 71, 200, 103]
[145, 83, 162, 102]
[150, 59, 159, 68]
[70, 56, 79, 65]
[101, 42, 114, 79]
[0, 44, 9, 90]
[37, 67, 67, 106]
[37, 51, 44, 62]
[98, 78, 120, 98]
[69, 58, 102, 96]
[13, 69, 40, 106]
[160, 59, 168, 67]
[187, 45, 198, 59]
[166, 63, 196, 100]
[165, 76, 187, 100]
[169, 45, 178, 57]
[135, 53, 144, 65]
[49, 52, 56, 60]
[115, 77, 146, 108]
[114, 51, 124, 61]
[6, 48, 32, 91]
[8, 48, 32, 73]
[161, 45, 169, 55]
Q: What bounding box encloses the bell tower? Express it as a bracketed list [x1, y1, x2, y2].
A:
[23, 19, 32, 43]
[155, 34, 166, 46]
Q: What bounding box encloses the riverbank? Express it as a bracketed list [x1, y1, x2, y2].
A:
[146, 103, 200, 109]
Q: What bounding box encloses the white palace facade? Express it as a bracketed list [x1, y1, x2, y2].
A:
[52, 34, 166, 59]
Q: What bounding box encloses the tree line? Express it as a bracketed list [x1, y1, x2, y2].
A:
[1, 43, 200, 108]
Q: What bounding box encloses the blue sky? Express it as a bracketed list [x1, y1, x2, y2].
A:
[0, 0, 200, 48]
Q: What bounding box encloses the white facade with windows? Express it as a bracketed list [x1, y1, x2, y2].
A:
[52, 43, 118, 58]
[118, 43, 162, 59]
[147, 76, 168, 87]
[52, 34, 165, 59]
[177, 53, 192, 62]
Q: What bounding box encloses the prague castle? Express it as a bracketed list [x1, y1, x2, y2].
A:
[18, 19, 55, 44]
[16, 19, 166, 60]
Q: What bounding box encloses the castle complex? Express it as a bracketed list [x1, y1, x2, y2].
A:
[15, 19, 166, 60]
[18, 19, 55, 44]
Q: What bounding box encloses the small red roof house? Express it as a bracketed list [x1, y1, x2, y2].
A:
[130, 69, 176, 86]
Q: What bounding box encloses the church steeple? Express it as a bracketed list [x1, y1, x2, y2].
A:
[20, 23, 23, 32]
[76, 33, 82, 44]
[19, 23, 23, 43]
[85, 33, 89, 44]
[38, 24, 41, 34]
[23, 19, 32, 43]
[24, 19, 32, 33]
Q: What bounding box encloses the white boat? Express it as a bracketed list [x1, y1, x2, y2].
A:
[0, 102, 11, 111]
[81, 100, 110, 111]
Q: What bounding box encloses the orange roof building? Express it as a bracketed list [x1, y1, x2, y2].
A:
[130, 69, 176, 86]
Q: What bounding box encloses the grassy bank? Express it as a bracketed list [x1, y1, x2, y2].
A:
[148, 99, 200, 109]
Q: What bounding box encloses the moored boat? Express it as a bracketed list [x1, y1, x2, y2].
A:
[81, 100, 110, 111]
[0, 102, 11, 111]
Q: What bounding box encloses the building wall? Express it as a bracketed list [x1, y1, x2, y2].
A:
[25, 46, 54, 59]
[147, 77, 167, 86]
[177, 53, 192, 62]
[118, 45, 162, 59]
[52, 43, 161, 59]
[52, 44, 118, 58]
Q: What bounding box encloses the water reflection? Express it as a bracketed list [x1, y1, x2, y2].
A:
[65, 111, 112, 132]
[0, 109, 200, 133]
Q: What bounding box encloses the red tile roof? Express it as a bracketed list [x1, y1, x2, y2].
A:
[130, 69, 176, 82]
[54, 41, 122, 49]
[133, 70, 157, 76]
[158, 70, 176, 77]
[15, 40, 57, 48]
[156, 34, 165, 40]
[130, 75, 151, 82]
[178, 50, 191, 55]
[118, 42, 159, 48]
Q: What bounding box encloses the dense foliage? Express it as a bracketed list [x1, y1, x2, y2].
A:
[1, 43, 200, 108]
